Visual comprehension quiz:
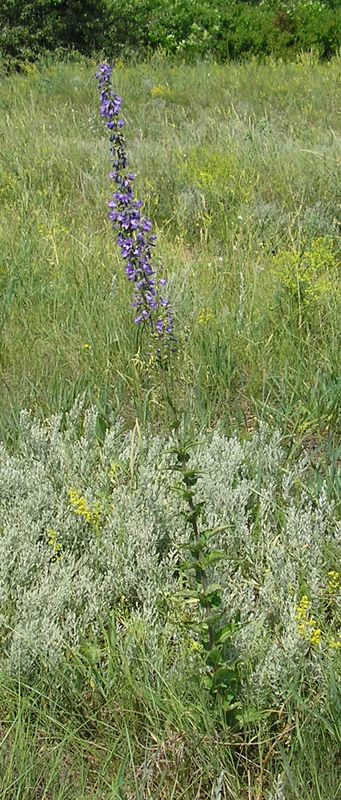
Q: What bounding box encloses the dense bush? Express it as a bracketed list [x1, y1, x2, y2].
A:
[0, 0, 340, 67]
[106, 0, 341, 61]
[0, 0, 108, 67]
[0, 400, 339, 702]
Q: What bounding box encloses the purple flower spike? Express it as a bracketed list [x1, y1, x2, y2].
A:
[96, 64, 112, 83]
[96, 63, 176, 356]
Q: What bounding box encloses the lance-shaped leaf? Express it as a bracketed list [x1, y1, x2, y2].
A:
[199, 584, 222, 608]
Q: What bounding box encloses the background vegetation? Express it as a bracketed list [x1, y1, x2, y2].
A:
[0, 0, 341, 70]
[0, 52, 340, 800]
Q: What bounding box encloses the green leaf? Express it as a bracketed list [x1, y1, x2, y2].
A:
[236, 707, 262, 725]
[222, 697, 242, 712]
[214, 622, 237, 645]
[201, 550, 226, 568]
[182, 468, 201, 482]
[205, 611, 224, 629]
[179, 559, 205, 577]
[211, 665, 237, 690]
[183, 536, 210, 556]
[200, 526, 228, 539]
[199, 584, 222, 608]
[206, 645, 223, 668]
[222, 694, 237, 708]
[173, 589, 200, 601]
[184, 621, 206, 634]
[181, 488, 197, 502]
[185, 505, 205, 525]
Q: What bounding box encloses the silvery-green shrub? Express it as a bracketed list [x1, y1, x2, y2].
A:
[0, 398, 339, 703]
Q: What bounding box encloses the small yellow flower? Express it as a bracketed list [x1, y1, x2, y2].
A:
[150, 84, 173, 99]
[22, 63, 37, 75]
[296, 595, 323, 647]
[119, 594, 127, 605]
[47, 528, 63, 560]
[310, 627, 322, 647]
[68, 489, 101, 529]
[83, 343, 92, 350]
[197, 308, 214, 325]
[327, 570, 340, 593]
[188, 638, 204, 653]
[272, 237, 337, 307]
[329, 636, 341, 650]
[296, 595, 310, 621]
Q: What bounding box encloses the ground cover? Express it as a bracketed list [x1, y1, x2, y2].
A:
[0, 58, 340, 798]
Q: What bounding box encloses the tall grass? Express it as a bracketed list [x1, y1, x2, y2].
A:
[1, 628, 340, 798]
[0, 57, 340, 446]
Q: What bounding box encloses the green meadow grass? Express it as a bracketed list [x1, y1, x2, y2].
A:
[0, 644, 340, 799]
[0, 56, 340, 446]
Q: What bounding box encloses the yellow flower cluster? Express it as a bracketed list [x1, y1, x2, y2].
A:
[188, 638, 204, 653]
[197, 308, 214, 325]
[326, 571, 341, 650]
[47, 528, 63, 561]
[296, 579, 341, 651]
[327, 570, 340, 594]
[115, 58, 125, 70]
[273, 236, 338, 305]
[150, 84, 173, 98]
[296, 595, 322, 647]
[22, 62, 37, 75]
[181, 147, 237, 192]
[68, 489, 101, 529]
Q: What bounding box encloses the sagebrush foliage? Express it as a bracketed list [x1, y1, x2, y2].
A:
[0, 400, 339, 704]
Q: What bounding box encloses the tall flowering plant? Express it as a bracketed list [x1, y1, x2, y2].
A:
[95, 67, 243, 716]
[96, 64, 175, 358]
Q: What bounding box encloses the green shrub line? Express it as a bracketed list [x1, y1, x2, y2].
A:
[1, 0, 341, 70]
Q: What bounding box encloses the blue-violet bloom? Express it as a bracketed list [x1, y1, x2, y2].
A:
[96, 63, 176, 353]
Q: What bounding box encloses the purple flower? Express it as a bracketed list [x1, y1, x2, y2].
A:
[96, 63, 176, 355]
[96, 64, 113, 82]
